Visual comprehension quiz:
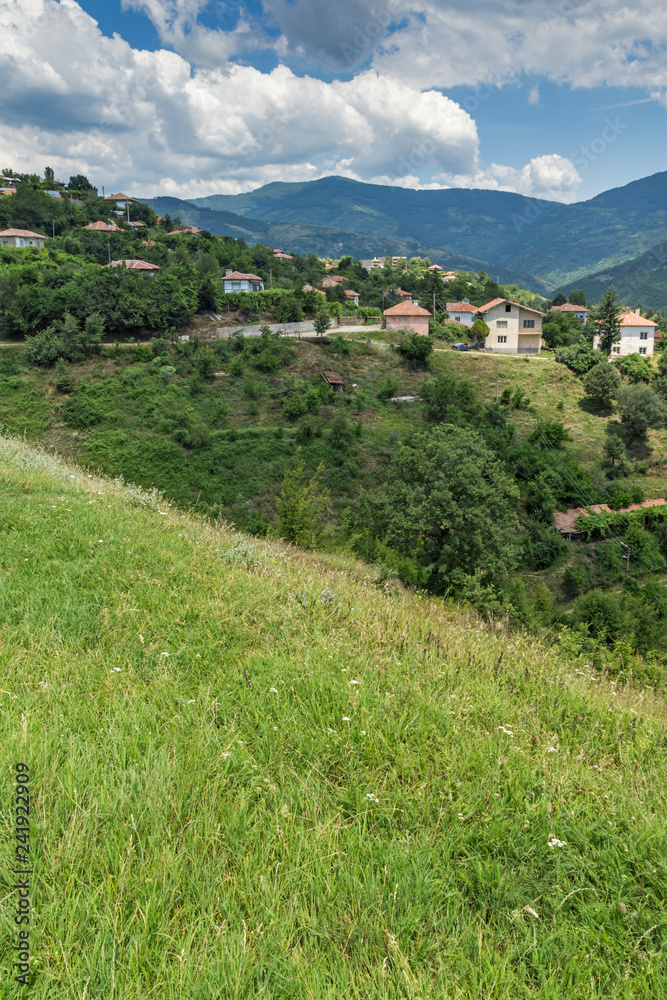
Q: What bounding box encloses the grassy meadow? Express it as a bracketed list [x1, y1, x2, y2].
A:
[1, 435, 667, 998]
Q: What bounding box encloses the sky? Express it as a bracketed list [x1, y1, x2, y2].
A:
[1, 0, 666, 204]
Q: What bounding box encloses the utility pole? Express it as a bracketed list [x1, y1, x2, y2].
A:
[496, 361, 499, 402]
[621, 541, 631, 575]
[433, 291, 436, 317]
[269, 267, 272, 289]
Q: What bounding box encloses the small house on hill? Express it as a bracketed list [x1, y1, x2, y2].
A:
[84, 221, 119, 232]
[222, 271, 264, 293]
[302, 284, 325, 296]
[383, 301, 431, 336]
[0, 228, 47, 248]
[345, 290, 360, 306]
[593, 309, 658, 358]
[554, 498, 667, 539]
[321, 372, 345, 393]
[446, 300, 477, 327]
[553, 303, 588, 323]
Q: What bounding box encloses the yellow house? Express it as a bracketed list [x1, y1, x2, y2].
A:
[0, 228, 47, 248]
[476, 298, 544, 354]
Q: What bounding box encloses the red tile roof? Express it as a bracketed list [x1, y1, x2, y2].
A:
[384, 302, 432, 317]
[222, 271, 263, 282]
[553, 303, 588, 313]
[345, 290, 360, 299]
[302, 284, 325, 295]
[108, 259, 160, 271]
[446, 302, 477, 314]
[395, 288, 412, 298]
[477, 298, 545, 317]
[619, 311, 658, 327]
[554, 498, 667, 534]
[83, 221, 119, 232]
[105, 192, 137, 202]
[427, 264, 444, 270]
[0, 228, 47, 239]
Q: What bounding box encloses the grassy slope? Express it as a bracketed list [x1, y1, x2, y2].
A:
[1, 437, 667, 998]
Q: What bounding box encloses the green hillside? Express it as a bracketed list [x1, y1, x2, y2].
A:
[556, 242, 667, 311]
[192, 172, 667, 288]
[141, 194, 537, 288]
[1, 433, 667, 997]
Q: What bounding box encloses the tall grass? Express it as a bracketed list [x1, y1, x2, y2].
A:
[1, 435, 666, 998]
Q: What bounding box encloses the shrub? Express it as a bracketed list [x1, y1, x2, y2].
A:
[572, 590, 626, 644]
[521, 522, 568, 570]
[583, 361, 620, 408]
[561, 562, 593, 600]
[282, 392, 308, 420]
[376, 376, 399, 401]
[396, 333, 433, 369]
[61, 395, 103, 429]
[614, 353, 653, 383]
[54, 360, 75, 394]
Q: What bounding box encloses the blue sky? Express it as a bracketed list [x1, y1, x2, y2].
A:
[1, 0, 666, 202]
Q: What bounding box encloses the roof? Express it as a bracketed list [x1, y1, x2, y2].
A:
[553, 303, 588, 313]
[395, 288, 412, 297]
[384, 302, 432, 317]
[554, 498, 667, 534]
[321, 275, 346, 287]
[302, 284, 325, 295]
[0, 228, 47, 239]
[345, 290, 360, 298]
[427, 264, 444, 270]
[619, 311, 658, 327]
[477, 298, 545, 317]
[83, 221, 119, 232]
[321, 372, 345, 386]
[105, 192, 137, 202]
[273, 250, 293, 259]
[108, 259, 160, 271]
[446, 302, 477, 314]
[222, 271, 263, 282]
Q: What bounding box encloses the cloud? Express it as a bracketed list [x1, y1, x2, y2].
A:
[528, 83, 540, 106]
[0, 0, 583, 205]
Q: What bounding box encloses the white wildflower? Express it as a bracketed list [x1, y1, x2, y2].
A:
[547, 834, 566, 848]
[547, 747, 558, 753]
[270, 687, 279, 694]
[498, 726, 514, 737]
[342, 716, 351, 721]
[350, 680, 360, 686]
[365, 793, 379, 803]
[110, 667, 121, 673]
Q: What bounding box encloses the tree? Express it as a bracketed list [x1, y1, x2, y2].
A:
[396, 332, 433, 369]
[469, 317, 489, 343]
[616, 383, 667, 442]
[277, 457, 330, 547]
[68, 174, 96, 192]
[568, 289, 587, 306]
[44, 166, 54, 183]
[550, 292, 567, 307]
[593, 285, 622, 355]
[359, 424, 521, 591]
[313, 308, 331, 339]
[583, 361, 621, 409]
[601, 423, 627, 478]
[542, 309, 580, 349]
[614, 353, 653, 383]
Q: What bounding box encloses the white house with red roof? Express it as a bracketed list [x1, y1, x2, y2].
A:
[593, 309, 658, 357]
[552, 302, 588, 323]
[345, 290, 360, 306]
[476, 298, 545, 354]
[0, 228, 47, 248]
[446, 300, 477, 328]
[222, 270, 264, 293]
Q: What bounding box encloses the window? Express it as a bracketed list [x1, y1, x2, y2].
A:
[639, 347, 647, 355]
[612, 346, 620, 354]
[505, 304, 512, 312]
[640, 331, 648, 340]
[497, 335, 507, 344]
[522, 320, 535, 329]
[496, 320, 508, 328]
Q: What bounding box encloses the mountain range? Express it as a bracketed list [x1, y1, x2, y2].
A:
[141, 170, 667, 306]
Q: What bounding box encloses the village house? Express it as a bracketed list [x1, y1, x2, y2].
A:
[321, 275, 346, 288]
[222, 270, 264, 293]
[108, 259, 160, 275]
[345, 290, 360, 306]
[476, 298, 544, 354]
[593, 309, 658, 357]
[395, 288, 412, 302]
[442, 271, 458, 282]
[446, 300, 477, 328]
[83, 221, 119, 232]
[553, 302, 588, 323]
[0, 228, 47, 248]
[273, 249, 294, 260]
[0, 187, 16, 197]
[383, 301, 431, 335]
[302, 284, 325, 296]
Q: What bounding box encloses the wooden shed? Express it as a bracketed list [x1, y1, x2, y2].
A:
[321, 372, 345, 393]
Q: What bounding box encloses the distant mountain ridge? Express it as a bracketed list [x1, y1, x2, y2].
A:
[556, 240, 667, 310]
[191, 171, 667, 289]
[141, 170, 667, 301]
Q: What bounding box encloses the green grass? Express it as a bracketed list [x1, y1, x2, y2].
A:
[1, 435, 667, 998]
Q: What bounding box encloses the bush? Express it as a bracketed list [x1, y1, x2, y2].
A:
[376, 376, 399, 401]
[583, 361, 620, 408]
[561, 562, 593, 600]
[282, 392, 308, 420]
[54, 360, 75, 394]
[521, 522, 568, 570]
[572, 590, 626, 644]
[529, 420, 570, 450]
[61, 395, 103, 429]
[614, 353, 653, 383]
[396, 334, 433, 369]
[616, 383, 666, 441]
[555, 343, 599, 374]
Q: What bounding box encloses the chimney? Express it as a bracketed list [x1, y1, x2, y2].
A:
[226, 268, 233, 276]
[636, 308, 641, 315]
